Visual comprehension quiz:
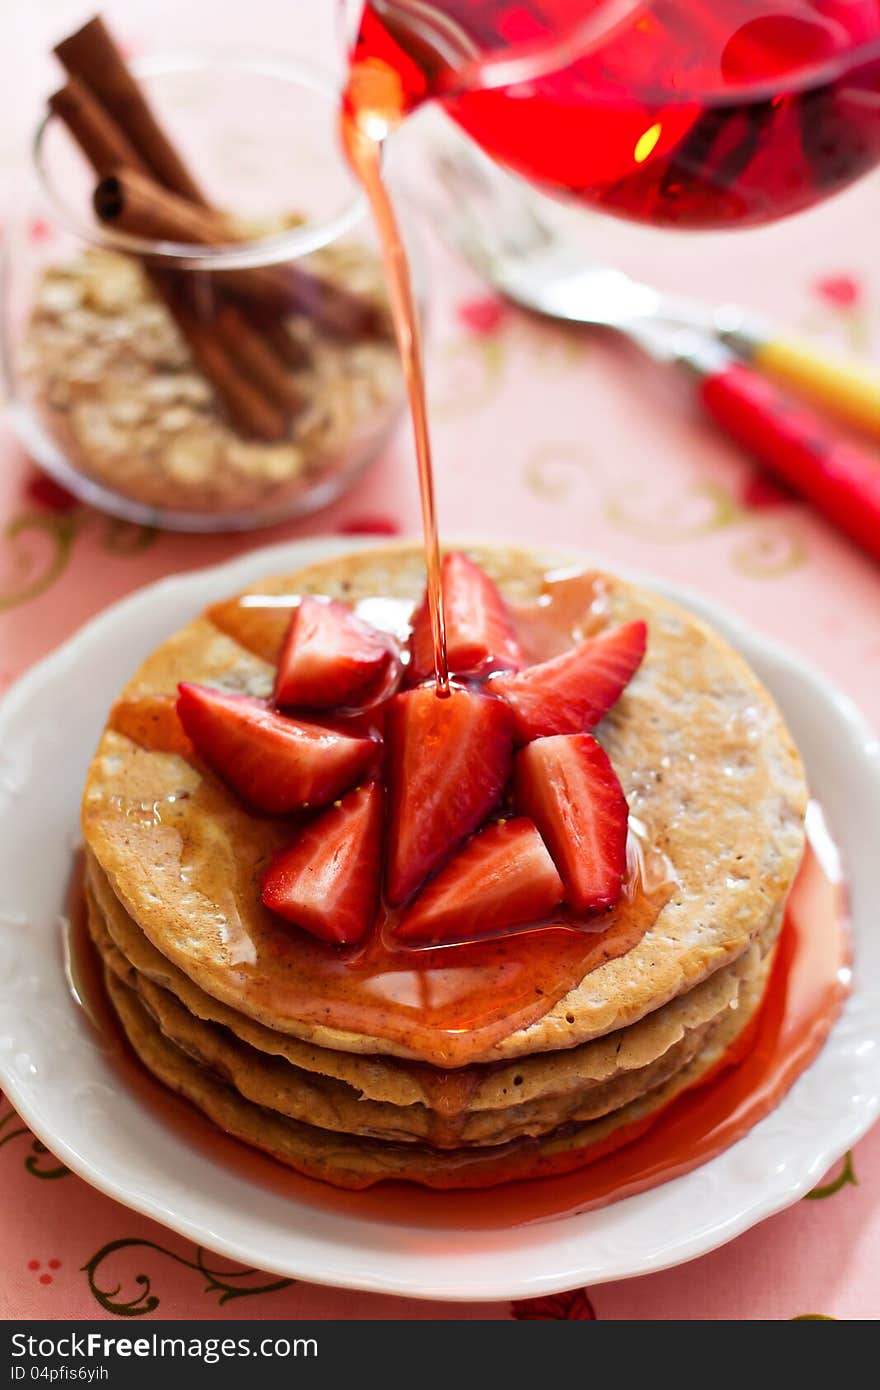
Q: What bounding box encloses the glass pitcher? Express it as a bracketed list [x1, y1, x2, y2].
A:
[341, 0, 880, 228]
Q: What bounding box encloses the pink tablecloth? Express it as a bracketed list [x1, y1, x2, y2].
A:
[2, 0, 879, 1322]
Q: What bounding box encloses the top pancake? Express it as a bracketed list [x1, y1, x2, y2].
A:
[82, 542, 806, 1063]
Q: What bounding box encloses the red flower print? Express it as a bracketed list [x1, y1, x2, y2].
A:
[814, 275, 862, 309]
[338, 515, 401, 536]
[27, 218, 54, 245]
[27, 1259, 61, 1286]
[511, 1288, 597, 1319]
[457, 296, 508, 337]
[25, 473, 78, 513]
[740, 470, 794, 510]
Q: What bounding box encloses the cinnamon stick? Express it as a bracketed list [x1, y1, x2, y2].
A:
[161, 269, 299, 438]
[209, 300, 306, 415]
[54, 15, 207, 205]
[49, 14, 386, 439]
[94, 167, 230, 243]
[48, 88, 292, 438]
[47, 75, 298, 438]
[49, 78, 149, 178]
[247, 306, 311, 370]
[94, 168, 386, 338]
[162, 286, 288, 443]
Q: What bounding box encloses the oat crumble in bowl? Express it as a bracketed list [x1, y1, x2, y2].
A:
[4, 50, 415, 530]
[21, 242, 403, 523]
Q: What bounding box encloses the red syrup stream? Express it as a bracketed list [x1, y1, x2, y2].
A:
[340, 102, 448, 695]
[65, 801, 850, 1218]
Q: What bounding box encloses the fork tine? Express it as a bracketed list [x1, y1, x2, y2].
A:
[426, 160, 500, 271]
[431, 162, 514, 268]
[442, 142, 555, 243]
[429, 139, 555, 262]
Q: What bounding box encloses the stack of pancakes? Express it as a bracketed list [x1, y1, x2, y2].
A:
[81, 545, 807, 1190]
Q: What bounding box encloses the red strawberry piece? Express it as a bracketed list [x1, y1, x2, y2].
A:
[275, 595, 398, 709]
[395, 818, 563, 945]
[177, 683, 377, 814]
[261, 782, 383, 944]
[514, 734, 628, 912]
[492, 620, 646, 742]
[409, 551, 525, 682]
[386, 684, 513, 904]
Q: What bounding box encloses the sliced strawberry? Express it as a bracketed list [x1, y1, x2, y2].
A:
[275, 595, 398, 709]
[386, 684, 513, 904]
[261, 782, 383, 944]
[177, 683, 377, 815]
[395, 818, 564, 946]
[514, 734, 628, 912]
[492, 620, 646, 742]
[408, 551, 525, 682]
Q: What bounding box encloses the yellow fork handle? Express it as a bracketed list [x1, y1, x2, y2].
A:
[753, 336, 880, 439]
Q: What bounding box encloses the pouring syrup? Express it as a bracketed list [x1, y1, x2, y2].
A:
[340, 105, 449, 694]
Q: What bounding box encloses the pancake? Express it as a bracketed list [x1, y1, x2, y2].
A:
[85, 849, 773, 1111]
[82, 543, 806, 1067]
[103, 958, 769, 1189]
[89, 877, 774, 1146]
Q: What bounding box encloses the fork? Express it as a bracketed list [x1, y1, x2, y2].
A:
[428, 139, 880, 437]
[422, 139, 880, 563]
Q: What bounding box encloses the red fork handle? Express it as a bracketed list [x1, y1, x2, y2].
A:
[699, 361, 880, 563]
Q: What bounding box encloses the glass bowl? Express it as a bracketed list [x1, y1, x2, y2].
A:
[1, 51, 416, 532]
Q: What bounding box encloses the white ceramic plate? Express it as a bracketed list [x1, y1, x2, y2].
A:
[1, 537, 878, 1301]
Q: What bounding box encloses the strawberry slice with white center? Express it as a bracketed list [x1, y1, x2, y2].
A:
[395, 818, 564, 946]
[261, 782, 383, 945]
[275, 595, 398, 709]
[386, 684, 513, 904]
[408, 551, 525, 682]
[514, 734, 628, 912]
[491, 620, 646, 742]
[177, 683, 377, 815]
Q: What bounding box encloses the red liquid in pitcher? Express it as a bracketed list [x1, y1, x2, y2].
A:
[350, 0, 880, 227]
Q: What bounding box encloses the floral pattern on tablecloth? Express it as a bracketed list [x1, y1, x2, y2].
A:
[1, 1089, 876, 1320]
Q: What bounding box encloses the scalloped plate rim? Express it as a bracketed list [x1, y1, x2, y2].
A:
[0, 534, 877, 1302]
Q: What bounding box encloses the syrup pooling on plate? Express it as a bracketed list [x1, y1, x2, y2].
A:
[109, 691, 194, 759]
[510, 568, 616, 663]
[61, 853, 112, 1038]
[63, 806, 851, 1217]
[105, 567, 674, 1066]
